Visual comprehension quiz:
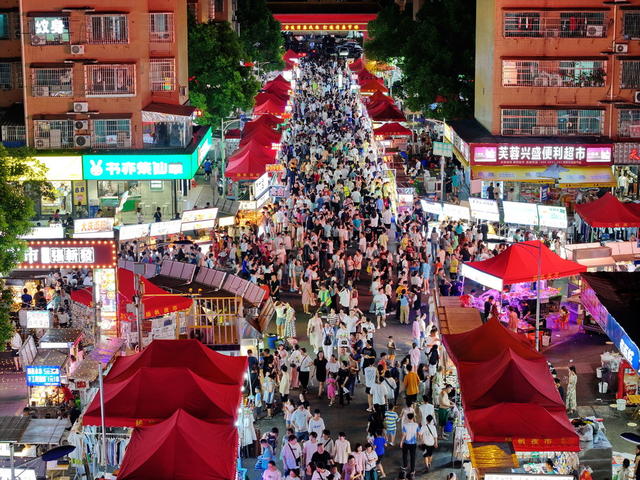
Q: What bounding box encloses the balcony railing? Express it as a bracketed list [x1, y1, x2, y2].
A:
[503, 12, 608, 38]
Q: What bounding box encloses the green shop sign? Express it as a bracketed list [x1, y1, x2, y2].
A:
[82, 128, 212, 180]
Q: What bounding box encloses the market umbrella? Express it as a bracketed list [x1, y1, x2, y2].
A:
[373, 122, 412, 137]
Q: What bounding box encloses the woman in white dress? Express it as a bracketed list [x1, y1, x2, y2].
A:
[566, 365, 578, 415]
[307, 313, 324, 354]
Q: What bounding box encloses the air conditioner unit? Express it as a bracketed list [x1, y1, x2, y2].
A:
[74, 120, 89, 131]
[33, 86, 49, 97]
[634, 91, 640, 104]
[545, 126, 559, 135]
[586, 25, 604, 37]
[74, 134, 91, 148]
[34, 138, 50, 149]
[532, 126, 545, 135]
[533, 76, 548, 87]
[73, 102, 88, 113]
[70, 44, 85, 55]
[31, 35, 46, 46]
[160, 33, 170, 40]
[615, 43, 629, 54]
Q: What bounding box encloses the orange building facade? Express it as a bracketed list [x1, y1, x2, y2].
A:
[475, 0, 640, 165]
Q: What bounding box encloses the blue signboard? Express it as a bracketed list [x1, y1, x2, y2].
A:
[26, 366, 61, 386]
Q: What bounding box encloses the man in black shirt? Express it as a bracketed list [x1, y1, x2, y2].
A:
[483, 296, 494, 324]
[361, 340, 377, 368]
[311, 442, 332, 469]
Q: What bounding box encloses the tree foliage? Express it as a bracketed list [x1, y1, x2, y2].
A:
[188, 19, 260, 126]
[0, 287, 15, 347]
[0, 146, 52, 274]
[236, 0, 285, 71]
[364, 0, 476, 120]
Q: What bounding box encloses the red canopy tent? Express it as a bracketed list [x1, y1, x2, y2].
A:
[574, 192, 640, 228]
[117, 409, 237, 480]
[360, 79, 389, 94]
[225, 142, 277, 180]
[70, 269, 192, 322]
[465, 403, 580, 452]
[253, 97, 287, 115]
[358, 69, 382, 84]
[442, 318, 543, 364]
[105, 339, 247, 385]
[349, 58, 364, 72]
[460, 240, 586, 291]
[366, 91, 394, 106]
[263, 74, 291, 89]
[373, 122, 412, 137]
[239, 125, 282, 147]
[367, 102, 406, 122]
[255, 92, 289, 107]
[83, 367, 243, 427]
[456, 349, 564, 410]
[262, 82, 291, 100]
[225, 128, 242, 139]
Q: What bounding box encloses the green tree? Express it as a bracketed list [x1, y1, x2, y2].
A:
[365, 0, 476, 120]
[0, 147, 52, 345]
[188, 19, 260, 126]
[236, 0, 285, 72]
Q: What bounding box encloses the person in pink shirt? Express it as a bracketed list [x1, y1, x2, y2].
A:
[263, 461, 282, 480]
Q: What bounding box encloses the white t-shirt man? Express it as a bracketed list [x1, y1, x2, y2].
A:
[364, 365, 378, 389]
[371, 382, 387, 406]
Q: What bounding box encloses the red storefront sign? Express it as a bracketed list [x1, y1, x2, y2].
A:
[16, 240, 117, 269]
[471, 143, 613, 166]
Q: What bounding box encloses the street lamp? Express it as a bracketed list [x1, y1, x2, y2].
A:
[219, 117, 243, 196]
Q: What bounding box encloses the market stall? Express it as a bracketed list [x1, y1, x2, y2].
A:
[116, 409, 237, 480]
[461, 240, 586, 347]
[574, 192, 640, 242]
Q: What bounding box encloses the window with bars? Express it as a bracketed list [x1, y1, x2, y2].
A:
[1, 125, 26, 143]
[150, 58, 175, 92]
[618, 109, 640, 138]
[92, 119, 131, 148]
[210, 0, 224, 19]
[85, 64, 135, 96]
[87, 15, 128, 44]
[503, 11, 606, 38]
[502, 60, 606, 87]
[31, 68, 73, 97]
[622, 61, 640, 89]
[501, 109, 604, 136]
[624, 12, 640, 39]
[0, 13, 8, 40]
[149, 13, 173, 42]
[14, 63, 22, 88]
[0, 63, 11, 89]
[33, 120, 74, 149]
[30, 16, 70, 45]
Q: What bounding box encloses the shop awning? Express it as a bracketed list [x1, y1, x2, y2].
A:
[283, 49, 304, 63]
[366, 91, 395, 106]
[357, 68, 382, 84]
[82, 367, 243, 427]
[460, 240, 586, 291]
[262, 82, 291, 100]
[142, 103, 196, 123]
[466, 403, 580, 452]
[368, 102, 406, 122]
[442, 318, 543, 364]
[471, 165, 616, 188]
[574, 192, 640, 228]
[245, 114, 283, 131]
[70, 269, 193, 321]
[373, 122, 412, 137]
[457, 348, 565, 411]
[117, 409, 237, 480]
[225, 141, 277, 180]
[105, 339, 247, 385]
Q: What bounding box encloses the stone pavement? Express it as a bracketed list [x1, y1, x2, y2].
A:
[0, 351, 28, 416]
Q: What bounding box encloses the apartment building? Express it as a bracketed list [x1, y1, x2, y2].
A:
[189, 0, 237, 26]
[0, 0, 24, 144]
[445, 0, 636, 191]
[11, 0, 212, 221]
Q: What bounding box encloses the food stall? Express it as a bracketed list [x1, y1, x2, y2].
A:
[27, 329, 83, 411]
[573, 192, 640, 243]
